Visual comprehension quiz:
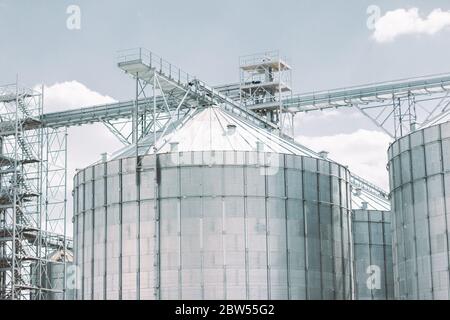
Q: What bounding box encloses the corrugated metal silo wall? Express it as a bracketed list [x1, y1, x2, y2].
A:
[31, 262, 75, 300]
[73, 151, 354, 300]
[388, 121, 450, 299]
[352, 209, 394, 300]
[46, 262, 75, 300]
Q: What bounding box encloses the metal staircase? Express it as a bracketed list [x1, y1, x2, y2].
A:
[17, 98, 31, 118]
[17, 134, 34, 161]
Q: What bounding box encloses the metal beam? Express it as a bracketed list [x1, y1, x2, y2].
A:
[283, 73, 450, 112]
[40, 72, 450, 138]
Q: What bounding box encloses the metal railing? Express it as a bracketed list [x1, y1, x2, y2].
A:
[117, 48, 194, 85]
[239, 50, 291, 68]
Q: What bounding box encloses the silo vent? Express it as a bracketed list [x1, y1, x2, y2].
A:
[227, 124, 237, 135]
[170, 142, 179, 152]
[319, 151, 329, 159]
[361, 201, 368, 210]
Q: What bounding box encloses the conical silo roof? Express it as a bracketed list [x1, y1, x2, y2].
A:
[112, 106, 321, 159]
[351, 187, 391, 211]
[418, 109, 450, 130]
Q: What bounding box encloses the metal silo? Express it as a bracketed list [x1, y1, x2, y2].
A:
[31, 248, 74, 300]
[73, 106, 354, 300]
[44, 250, 75, 300]
[388, 116, 450, 300]
[350, 177, 394, 300]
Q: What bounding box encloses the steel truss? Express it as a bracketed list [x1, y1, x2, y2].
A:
[43, 126, 68, 245]
[283, 73, 450, 138]
[82, 49, 282, 149]
[0, 82, 68, 300]
[116, 48, 278, 150]
[40, 70, 450, 141]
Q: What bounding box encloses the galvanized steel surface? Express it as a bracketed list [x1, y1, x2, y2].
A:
[73, 151, 353, 300]
[352, 210, 394, 300]
[388, 120, 450, 299]
[112, 107, 320, 159]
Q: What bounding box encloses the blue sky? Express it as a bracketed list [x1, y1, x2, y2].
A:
[1, 0, 450, 195]
[1, 0, 449, 96]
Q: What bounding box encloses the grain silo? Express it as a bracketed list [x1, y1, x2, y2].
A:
[351, 177, 394, 300]
[73, 106, 354, 300]
[44, 250, 75, 300]
[388, 114, 450, 299]
[31, 249, 74, 300]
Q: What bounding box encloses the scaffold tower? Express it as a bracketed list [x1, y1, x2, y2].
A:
[0, 81, 69, 300]
[239, 51, 294, 136]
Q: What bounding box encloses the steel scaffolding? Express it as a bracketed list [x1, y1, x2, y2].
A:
[0, 81, 69, 300]
[239, 51, 294, 136]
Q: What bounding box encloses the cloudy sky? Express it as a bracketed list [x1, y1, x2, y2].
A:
[1, 0, 450, 227]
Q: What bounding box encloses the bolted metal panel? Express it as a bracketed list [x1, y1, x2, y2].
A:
[31, 249, 75, 300]
[388, 120, 450, 300]
[352, 210, 394, 300]
[73, 151, 353, 300]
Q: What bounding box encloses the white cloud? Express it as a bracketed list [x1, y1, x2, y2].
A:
[39, 80, 116, 112]
[297, 129, 393, 190]
[294, 108, 373, 137]
[373, 8, 450, 43]
[38, 80, 122, 176]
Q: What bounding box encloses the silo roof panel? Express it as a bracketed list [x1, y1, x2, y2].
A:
[351, 188, 391, 211]
[112, 106, 321, 159]
[419, 109, 450, 130]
